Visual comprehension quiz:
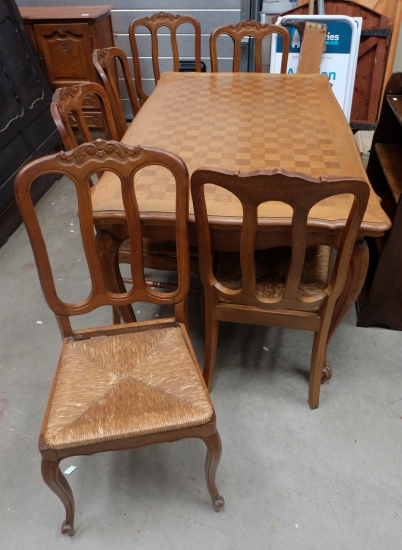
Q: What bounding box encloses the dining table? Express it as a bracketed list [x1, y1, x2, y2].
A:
[91, 71, 390, 380]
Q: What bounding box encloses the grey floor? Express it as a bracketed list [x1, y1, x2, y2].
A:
[1, 176, 402, 550]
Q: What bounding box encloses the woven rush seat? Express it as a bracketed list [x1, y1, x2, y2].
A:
[44, 326, 214, 450]
[216, 245, 331, 305]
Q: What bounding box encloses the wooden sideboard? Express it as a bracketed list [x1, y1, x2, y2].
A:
[357, 73, 402, 330]
[0, 0, 60, 246]
[20, 5, 116, 130]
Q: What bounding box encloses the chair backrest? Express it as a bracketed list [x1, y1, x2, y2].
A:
[191, 168, 369, 312]
[129, 12, 202, 105]
[210, 20, 290, 73]
[93, 47, 140, 138]
[51, 82, 122, 150]
[15, 139, 190, 336]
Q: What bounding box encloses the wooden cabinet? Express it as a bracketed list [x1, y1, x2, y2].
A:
[20, 5, 115, 130]
[0, 0, 60, 246]
[357, 73, 402, 330]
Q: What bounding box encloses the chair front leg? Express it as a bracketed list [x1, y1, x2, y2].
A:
[41, 459, 75, 536]
[203, 431, 225, 512]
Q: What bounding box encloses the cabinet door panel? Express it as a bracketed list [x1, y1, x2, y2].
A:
[0, 13, 47, 148]
[34, 23, 96, 86]
[0, 57, 22, 133]
[0, 18, 44, 106]
[0, 133, 31, 206]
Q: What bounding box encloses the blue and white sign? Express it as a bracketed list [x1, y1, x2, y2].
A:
[270, 15, 362, 120]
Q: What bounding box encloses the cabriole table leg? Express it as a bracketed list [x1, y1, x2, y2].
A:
[322, 238, 369, 383]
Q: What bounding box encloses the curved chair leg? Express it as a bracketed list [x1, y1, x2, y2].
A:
[321, 239, 369, 383]
[41, 459, 75, 536]
[203, 432, 225, 512]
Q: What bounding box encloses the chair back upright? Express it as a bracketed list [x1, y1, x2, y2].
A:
[129, 12, 202, 105]
[14, 140, 190, 336]
[191, 168, 369, 313]
[93, 47, 140, 137]
[51, 82, 122, 149]
[210, 20, 290, 73]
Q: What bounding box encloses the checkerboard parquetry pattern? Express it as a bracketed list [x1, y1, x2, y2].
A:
[128, 74, 343, 216]
[93, 73, 386, 228]
[143, 75, 342, 176]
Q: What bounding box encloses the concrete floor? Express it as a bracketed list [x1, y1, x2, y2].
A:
[1, 176, 402, 550]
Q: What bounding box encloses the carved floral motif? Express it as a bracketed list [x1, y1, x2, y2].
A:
[95, 48, 110, 65]
[147, 12, 181, 23]
[58, 139, 142, 164]
[83, 93, 97, 107]
[56, 25, 67, 36]
[58, 40, 71, 53]
[57, 85, 80, 103]
[229, 20, 267, 32]
[86, 115, 101, 126]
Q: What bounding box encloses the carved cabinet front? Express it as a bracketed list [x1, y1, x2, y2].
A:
[34, 23, 97, 86]
[21, 6, 115, 130]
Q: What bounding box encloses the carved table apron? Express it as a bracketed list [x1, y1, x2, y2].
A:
[91, 72, 390, 378]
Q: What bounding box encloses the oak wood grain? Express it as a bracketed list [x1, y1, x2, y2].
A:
[92, 73, 389, 239]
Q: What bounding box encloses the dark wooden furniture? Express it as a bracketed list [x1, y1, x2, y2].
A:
[357, 73, 402, 330]
[276, 0, 391, 130]
[90, 72, 390, 406]
[129, 12, 202, 106]
[191, 168, 369, 409]
[20, 5, 115, 131]
[210, 20, 290, 73]
[93, 47, 139, 138]
[0, 0, 60, 247]
[14, 139, 224, 536]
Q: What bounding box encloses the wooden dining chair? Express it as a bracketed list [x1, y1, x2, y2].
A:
[14, 139, 224, 536]
[210, 20, 290, 73]
[93, 47, 140, 138]
[191, 168, 369, 410]
[51, 81, 122, 149]
[129, 12, 202, 105]
[51, 81, 195, 295]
